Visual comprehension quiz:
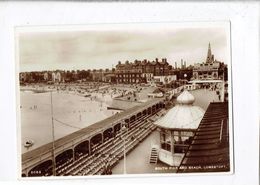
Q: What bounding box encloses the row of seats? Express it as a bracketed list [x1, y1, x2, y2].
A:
[91, 111, 162, 175]
[82, 110, 161, 175]
[87, 113, 155, 174]
[56, 108, 164, 176]
[56, 158, 73, 174]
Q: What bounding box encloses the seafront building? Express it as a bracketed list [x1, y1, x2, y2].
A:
[192, 43, 226, 81]
[51, 71, 63, 83]
[114, 58, 175, 84]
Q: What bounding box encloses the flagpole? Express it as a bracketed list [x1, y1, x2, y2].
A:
[50, 91, 56, 176]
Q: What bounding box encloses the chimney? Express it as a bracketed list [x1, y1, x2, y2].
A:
[175, 62, 177, 69]
[155, 58, 158, 63]
[181, 59, 183, 69]
[184, 61, 186, 68]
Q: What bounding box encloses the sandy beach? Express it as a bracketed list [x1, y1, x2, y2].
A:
[20, 89, 121, 154]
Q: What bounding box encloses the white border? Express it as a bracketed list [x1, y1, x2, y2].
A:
[15, 21, 233, 179]
[0, 1, 259, 185]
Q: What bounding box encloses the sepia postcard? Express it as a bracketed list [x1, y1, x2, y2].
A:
[16, 22, 233, 178]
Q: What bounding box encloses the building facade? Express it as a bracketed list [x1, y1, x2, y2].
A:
[193, 43, 224, 80]
[153, 75, 177, 85]
[115, 58, 173, 84]
[51, 71, 64, 83]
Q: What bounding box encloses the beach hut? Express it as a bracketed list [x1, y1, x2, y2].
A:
[153, 90, 205, 166]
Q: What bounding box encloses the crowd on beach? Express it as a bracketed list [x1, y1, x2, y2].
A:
[20, 81, 225, 108]
[19, 82, 157, 122]
[20, 82, 154, 103]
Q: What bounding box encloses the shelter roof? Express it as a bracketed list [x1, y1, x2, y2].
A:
[154, 90, 204, 130]
[177, 102, 229, 173]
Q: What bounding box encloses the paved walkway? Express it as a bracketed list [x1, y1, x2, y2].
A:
[190, 89, 220, 110]
[112, 131, 177, 174]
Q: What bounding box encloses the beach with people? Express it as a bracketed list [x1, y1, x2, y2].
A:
[20, 82, 158, 153]
[20, 82, 123, 153]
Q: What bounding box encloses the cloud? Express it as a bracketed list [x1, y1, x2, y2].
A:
[19, 26, 228, 72]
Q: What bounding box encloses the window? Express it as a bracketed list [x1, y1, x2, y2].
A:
[160, 132, 171, 152]
[161, 142, 171, 151]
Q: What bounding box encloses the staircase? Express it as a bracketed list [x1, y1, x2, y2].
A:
[149, 146, 159, 164]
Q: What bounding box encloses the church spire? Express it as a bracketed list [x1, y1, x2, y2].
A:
[206, 42, 212, 63]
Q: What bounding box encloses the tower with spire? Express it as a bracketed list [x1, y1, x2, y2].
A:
[192, 42, 223, 80]
[206, 42, 214, 63]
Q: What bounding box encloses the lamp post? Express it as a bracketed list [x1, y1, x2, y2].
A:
[50, 91, 56, 176]
[184, 73, 187, 84]
[121, 123, 127, 174]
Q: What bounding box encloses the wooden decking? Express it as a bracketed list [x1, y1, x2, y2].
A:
[177, 102, 230, 173]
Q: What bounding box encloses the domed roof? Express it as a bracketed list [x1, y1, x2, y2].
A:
[177, 90, 195, 104]
[154, 90, 205, 130]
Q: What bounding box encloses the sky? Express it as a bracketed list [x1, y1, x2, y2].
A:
[18, 25, 229, 72]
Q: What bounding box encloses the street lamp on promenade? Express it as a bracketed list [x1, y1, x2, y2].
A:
[50, 91, 56, 176]
[121, 122, 127, 174]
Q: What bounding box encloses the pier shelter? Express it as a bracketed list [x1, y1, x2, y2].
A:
[154, 90, 205, 166]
